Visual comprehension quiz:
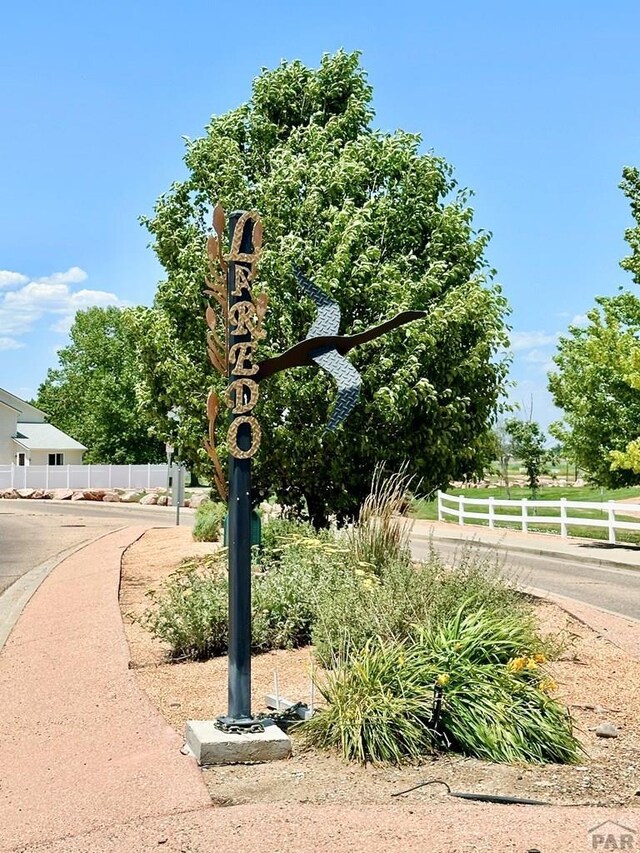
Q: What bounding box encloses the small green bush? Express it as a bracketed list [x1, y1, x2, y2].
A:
[137, 553, 228, 659]
[259, 516, 316, 563]
[192, 501, 226, 542]
[302, 604, 582, 765]
[310, 542, 536, 667]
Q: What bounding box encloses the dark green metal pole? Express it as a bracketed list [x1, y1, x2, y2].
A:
[225, 211, 254, 724]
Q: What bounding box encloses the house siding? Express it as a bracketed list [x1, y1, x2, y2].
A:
[0, 405, 19, 465]
[28, 449, 85, 466]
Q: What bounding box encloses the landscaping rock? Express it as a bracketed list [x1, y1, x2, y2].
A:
[102, 492, 121, 502]
[82, 490, 106, 501]
[120, 491, 142, 503]
[596, 722, 619, 738]
[16, 489, 35, 499]
[156, 495, 171, 506]
[53, 489, 74, 501]
[1, 489, 19, 499]
[189, 493, 209, 509]
[31, 489, 48, 500]
[140, 494, 158, 505]
[71, 491, 85, 501]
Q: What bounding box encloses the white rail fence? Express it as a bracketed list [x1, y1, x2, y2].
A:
[0, 464, 169, 492]
[437, 490, 640, 545]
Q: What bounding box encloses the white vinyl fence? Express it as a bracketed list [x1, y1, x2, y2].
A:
[437, 490, 640, 545]
[0, 464, 169, 491]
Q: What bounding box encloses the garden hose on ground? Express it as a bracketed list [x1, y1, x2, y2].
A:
[391, 779, 551, 806]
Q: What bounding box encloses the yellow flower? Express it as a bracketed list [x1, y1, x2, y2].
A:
[534, 653, 547, 663]
[526, 659, 538, 671]
[539, 678, 557, 693]
[508, 657, 527, 672]
[436, 673, 450, 687]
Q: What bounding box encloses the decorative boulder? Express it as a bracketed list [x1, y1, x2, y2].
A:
[1, 489, 19, 499]
[102, 492, 121, 502]
[81, 490, 106, 501]
[139, 494, 158, 505]
[189, 493, 210, 509]
[53, 489, 75, 501]
[120, 491, 142, 503]
[16, 489, 35, 499]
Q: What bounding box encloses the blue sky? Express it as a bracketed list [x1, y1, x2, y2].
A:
[1, 0, 639, 429]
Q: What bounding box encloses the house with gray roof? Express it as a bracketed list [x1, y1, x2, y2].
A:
[0, 387, 86, 466]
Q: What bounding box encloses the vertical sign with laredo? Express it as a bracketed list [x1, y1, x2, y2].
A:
[204, 203, 425, 728]
[204, 205, 266, 727]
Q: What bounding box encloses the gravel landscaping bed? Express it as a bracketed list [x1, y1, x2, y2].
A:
[120, 527, 640, 809]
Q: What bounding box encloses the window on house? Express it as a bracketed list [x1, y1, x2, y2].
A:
[17, 453, 26, 466]
[48, 453, 64, 466]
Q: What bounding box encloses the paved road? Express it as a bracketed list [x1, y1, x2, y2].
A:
[412, 536, 640, 622]
[0, 501, 192, 596]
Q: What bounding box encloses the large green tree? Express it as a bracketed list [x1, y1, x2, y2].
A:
[36, 306, 165, 464]
[136, 51, 509, 523]
[549, 167, 640, 485]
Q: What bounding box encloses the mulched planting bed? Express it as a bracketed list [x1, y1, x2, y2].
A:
[120, 527, 640, 809]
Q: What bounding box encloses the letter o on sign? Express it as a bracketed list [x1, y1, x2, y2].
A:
[227, 416, 261, 459]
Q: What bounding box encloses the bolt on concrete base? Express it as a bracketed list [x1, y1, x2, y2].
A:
[184, 719, 292, 765]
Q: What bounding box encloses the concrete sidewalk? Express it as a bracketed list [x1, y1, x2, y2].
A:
[0, 527, 638, 852]
[413, 517, 640, 571]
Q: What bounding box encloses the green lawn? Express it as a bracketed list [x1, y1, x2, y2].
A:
[412, 485, 640, 545]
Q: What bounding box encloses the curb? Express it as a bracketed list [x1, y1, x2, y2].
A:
[524, 584, 640, 627]
[412, 528, 640, 573]
[0, 527, 126, 651]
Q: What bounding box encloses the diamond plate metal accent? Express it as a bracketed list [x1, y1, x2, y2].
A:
[293, 266, 341, 338]
[311, 347, 362, 431]
[292, 267, 362, 430]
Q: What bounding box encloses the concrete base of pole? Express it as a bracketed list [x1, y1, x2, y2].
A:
[184, 719, 292, 765]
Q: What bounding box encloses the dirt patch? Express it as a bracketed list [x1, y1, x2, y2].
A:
[120, 528, 640, 809]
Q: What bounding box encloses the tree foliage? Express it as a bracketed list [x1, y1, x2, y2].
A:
[505, 418, 547, 494]
[549, 168, 640, 486]
[137, 51, 510, 523]
[620, 166, 640, 285]
[36, 307, 165, 464]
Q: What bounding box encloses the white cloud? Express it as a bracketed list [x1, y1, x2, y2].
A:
[0, 266, 126, 340]
[0, 336, 24, 351]
[510, 330, 559, 352]
[571, 313, 589, 326]
[523, 348, 554, 365]
[36, 266, 87, 287]
[0, 271, 28, 289]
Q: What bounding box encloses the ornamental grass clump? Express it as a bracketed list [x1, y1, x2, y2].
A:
[302, 601, 582, 766]
[346, 464, 415, 575]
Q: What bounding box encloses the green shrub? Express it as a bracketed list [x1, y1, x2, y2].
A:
[310, 542, 536, 667]
[192, 501, 226, 542]
[136, 532, 347, 658]
[137, 553, 228, 659]
[259, 516, 316, 563]
[303, 604, 582, 765]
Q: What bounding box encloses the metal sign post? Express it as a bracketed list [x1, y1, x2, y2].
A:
[174, 463, 185, 526]
[203, 204, 424, 730]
